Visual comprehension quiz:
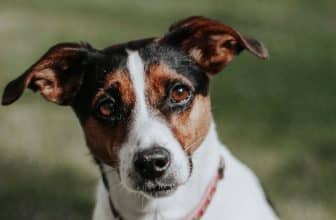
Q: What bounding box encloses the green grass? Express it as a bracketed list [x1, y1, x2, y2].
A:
[0, 0, 335, 219]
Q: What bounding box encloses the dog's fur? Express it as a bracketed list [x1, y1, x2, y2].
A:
[2, 16, 278, 219]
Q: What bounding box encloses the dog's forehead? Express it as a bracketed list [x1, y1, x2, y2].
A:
[98, 40, 209, 95]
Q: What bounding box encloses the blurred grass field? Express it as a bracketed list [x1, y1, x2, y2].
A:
[0, 0, 335, 219]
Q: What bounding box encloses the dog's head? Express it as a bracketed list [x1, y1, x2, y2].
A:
[2, 16, 268, 197]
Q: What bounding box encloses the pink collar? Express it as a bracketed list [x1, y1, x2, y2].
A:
[185, 156, 225, 220]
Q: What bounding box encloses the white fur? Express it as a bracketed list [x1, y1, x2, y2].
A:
[92, 51, 278, 220]
[119, 51, 189, 194]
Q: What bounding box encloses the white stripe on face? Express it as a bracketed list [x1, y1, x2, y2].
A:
[120, 50, 189, 193]
[126, 50, 149, 121]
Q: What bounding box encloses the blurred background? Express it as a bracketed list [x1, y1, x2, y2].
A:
[0, 0, 335, 219]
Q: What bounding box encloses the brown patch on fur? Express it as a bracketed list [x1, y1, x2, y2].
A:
[162, 16, 269, 74]
[93, 70, 135, 106]
[83, 117, 127, 166]
[32, 68, 82, 103]
[182, 32, 239, 74]
[2, 42, 85, 106]
[169, 95, 211, 154]
[83, 70, 135, 166]
[146, 62, 211, 154]
[186, 34, 237, 74]
[146, 63, 192, 110]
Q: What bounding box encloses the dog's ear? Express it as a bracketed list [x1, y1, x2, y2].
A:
[2, 42, 94, 106]
[161, 16, 269, 74]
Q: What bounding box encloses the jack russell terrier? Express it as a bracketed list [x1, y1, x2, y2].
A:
[2, 16, 278, 220]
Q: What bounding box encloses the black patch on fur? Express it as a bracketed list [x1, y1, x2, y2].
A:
[72, 44, 129, 123]
[139, 42, 210, 96]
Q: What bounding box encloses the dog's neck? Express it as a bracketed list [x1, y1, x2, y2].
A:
[102, 121, 223, 220]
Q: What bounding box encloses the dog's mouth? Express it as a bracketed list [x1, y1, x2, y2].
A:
[135, 181, 177, 197]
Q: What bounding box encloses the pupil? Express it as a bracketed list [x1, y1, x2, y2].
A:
[105, 103, 112, 110]
[170, 84, 191, 104]
[104, 100, 114, 108]
[173, 85, 189, 101]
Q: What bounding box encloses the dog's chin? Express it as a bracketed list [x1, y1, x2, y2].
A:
[134, 181, 178, 198]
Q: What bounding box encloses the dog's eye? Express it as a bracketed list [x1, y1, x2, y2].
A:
[169, 84, 192, 104]
[96, 97, 116, 118]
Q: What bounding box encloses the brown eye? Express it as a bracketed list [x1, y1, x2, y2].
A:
[170, 84, 192, 104]
[97, 98, 116, 118]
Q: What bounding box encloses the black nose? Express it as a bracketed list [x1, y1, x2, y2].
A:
[133, 147, 170, 179]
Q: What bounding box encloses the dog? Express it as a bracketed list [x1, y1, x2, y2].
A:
[2, 16, 278, 220]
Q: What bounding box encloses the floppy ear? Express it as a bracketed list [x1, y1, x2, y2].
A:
[161, 16, 269, 74]
[2, 42, 92, 106]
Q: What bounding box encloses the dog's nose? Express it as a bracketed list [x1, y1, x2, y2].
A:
[133, 147, 170, 179]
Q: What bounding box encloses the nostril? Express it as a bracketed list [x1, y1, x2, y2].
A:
[153, 157, 169, 171]
[133, 147, 171, 179]
[133, 153, 147, 171]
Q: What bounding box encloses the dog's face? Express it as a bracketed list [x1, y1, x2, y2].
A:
[2, 16, 268, 198]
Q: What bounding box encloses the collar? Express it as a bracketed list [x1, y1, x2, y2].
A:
[185, 156, 225, 220]
[98, 156, 225, 220]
